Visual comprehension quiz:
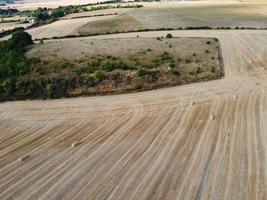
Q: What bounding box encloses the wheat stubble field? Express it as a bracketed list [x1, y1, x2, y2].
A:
[0, 29, 267, 199]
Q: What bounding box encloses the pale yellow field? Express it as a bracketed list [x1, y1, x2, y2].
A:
[3, 0, 108, 10]
[61, 8, 132, 20]
[25, 8, 133, 39]
[7, 1, 265, 39]
[26, 15, 115, 39]
[88, 1, 267, 32]
[0, 21, 31, 32]
[4, 1, 266, 38]
[0, 29, 267, 199]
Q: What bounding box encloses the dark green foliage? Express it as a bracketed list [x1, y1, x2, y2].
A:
[177, 58, 183, 62]
[103, 60, 131, 71]
[0, 78, 16, 95]
[100, 56, 133, 72]
[159, 52, 172, 61]
[137, 69, 157, 78]
[0, 27, 25, 39]
[211, 66, 216, 73]
[0, 8, 17, 15]
[0, 76, 93, 100]
[196, 67, 202, 74]
[0, 31, 33, 79]
[185, 58, 193, 64]
[9, 31, 33, 49]
[166, 33, 173, 38]
[95, 70, 104, 81]
[169, 62, 175, 68]
[172, 69, 181, 76]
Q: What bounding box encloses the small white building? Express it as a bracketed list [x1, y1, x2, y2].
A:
[28, 18, 36, 24]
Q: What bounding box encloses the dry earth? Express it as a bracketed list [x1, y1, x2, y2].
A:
[0, 29, 267, 199]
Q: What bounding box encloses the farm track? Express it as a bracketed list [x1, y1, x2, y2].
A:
[0, 30, 267, 199]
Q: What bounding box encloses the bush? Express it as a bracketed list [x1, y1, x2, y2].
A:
[169, 62, 175, 68]
[0, 30, 33, 79]
[137, 69, 149, 77]
[137, 69, 157, 78]
[172, 69, 181, 76]
[185, 58, 193, 64]
[205, 49, 210, 54]
[196, 67, 202, 74]
[0, 78, 16, 95]
[9, 31, 33, 50]
[95, 70, 104, 81]
[102, 59, 132, 71]
[166, 33, 173, 38]
[159, 51, 172, 61]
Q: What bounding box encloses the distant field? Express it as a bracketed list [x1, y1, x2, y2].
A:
[26, 15, 115, 39]
[0, 21, 30, 32]
[77, 1, 267, 36]
[0, 15, 30, 33]
[2, 0, 109, 10]
[61, 8, 132, 20]
[78, 14, 143, 36]
[5, 1, 265, 39]
[24, 8, 133, 39]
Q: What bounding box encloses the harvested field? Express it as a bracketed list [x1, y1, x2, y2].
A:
[78, 14, 143, 35]
[61, 8, 132, 20]
[0, 29, 267, 199]
[3, 0, 108, 10]
[77, 1, 267, 36]
[0, 21, 30, 32]
[26, 15, 115, 39]
[15, 1, 267, 39]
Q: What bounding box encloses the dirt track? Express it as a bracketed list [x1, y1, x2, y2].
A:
[0, 30, 267, 199]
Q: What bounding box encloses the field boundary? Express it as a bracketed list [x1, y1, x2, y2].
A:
[35, 26, 267, 41]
